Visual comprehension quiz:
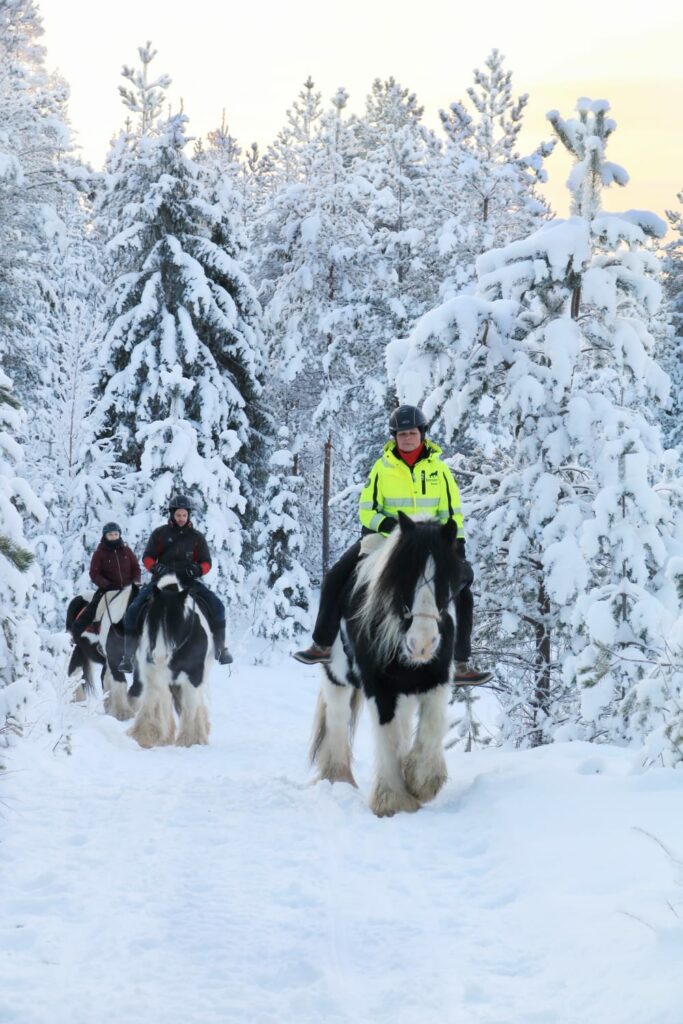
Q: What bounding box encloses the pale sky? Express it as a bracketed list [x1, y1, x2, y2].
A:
[38, 0, 683, 223]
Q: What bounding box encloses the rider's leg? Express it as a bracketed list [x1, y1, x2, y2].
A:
[118, 584, 153, 672]
[453, 568, 492, 685]
[191, 583, 232, 665]
[294, 540, 362, 665]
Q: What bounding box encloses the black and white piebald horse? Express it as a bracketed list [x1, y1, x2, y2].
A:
[127, 572, 213, 749]
[309, 512, 464, 817]
[66, 585, 138, 721]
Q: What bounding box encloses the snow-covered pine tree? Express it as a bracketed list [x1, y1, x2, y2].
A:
[254, 86, 373, 578]
[258, 76, 323, 194]
[0, 366, 46, 738]
[390, 99, 676, 748]
[91, 48, 265, 603]
[355, 78, 438, 339]
[0, 0, 75, 391]
[546, 99, 675, 743]
[27, 193, 106, 626]
[660, 190, 683, 451]
[390, 221, 592, 745]
[251, 428, 311, 656]
[435, 49, 553, 300]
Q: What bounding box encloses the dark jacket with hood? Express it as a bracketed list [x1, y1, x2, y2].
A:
[89, 540, 141, 591]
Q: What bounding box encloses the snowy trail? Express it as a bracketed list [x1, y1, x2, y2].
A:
[2, 656, 683, 1024]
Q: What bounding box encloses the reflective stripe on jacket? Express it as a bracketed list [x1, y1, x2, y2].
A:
[358, 439, 465, 539]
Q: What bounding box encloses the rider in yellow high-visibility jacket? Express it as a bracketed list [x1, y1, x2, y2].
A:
[358, 439, 465, 539]
[293, 405, 492, 685]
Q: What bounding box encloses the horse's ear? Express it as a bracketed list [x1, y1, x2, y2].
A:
[441, 518, 457, 544]
[397, 510, 415, 532]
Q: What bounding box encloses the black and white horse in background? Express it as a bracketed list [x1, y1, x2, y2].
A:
[66, 585, 138, 721]
[309, 512, 465, 817]
[127, 573, 213, 749]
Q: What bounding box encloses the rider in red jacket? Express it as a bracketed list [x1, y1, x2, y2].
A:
[71, 523, 141, 638]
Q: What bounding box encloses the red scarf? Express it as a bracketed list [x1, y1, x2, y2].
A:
[397, 442, 424, 468]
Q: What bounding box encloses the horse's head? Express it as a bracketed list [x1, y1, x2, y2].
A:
[153, 572, 188, 596]
[355, 512, 463, 666]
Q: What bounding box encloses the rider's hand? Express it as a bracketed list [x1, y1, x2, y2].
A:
[150, 562, 166, 579]
[185, 563, 202, 580]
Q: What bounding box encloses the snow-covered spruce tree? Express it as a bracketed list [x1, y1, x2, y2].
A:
[0, 366, 47, 740]
[254, 87, 374, 578]
[251, 428, 311, 656]
[92, 48, 265, 603]
[434, 49, 553, 300]
[546, 99, 675, 744]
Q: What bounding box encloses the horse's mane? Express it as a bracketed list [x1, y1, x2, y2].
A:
[352, 517, 461, 664]
[146, 576, 194, 648]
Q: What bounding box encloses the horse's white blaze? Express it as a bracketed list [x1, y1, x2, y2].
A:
[368, 696, 421, 817]
[404, 555, 440, 664]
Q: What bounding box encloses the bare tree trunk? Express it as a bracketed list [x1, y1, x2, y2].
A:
[322, 433, 333, 576]
[571, 284, 581, 320]
[531, 578, 551, 747]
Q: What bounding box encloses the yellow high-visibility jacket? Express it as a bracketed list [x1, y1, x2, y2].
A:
[358, 439, 465, 539]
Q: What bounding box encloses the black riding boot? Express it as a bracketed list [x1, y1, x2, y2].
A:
[213, 624, 233, 665]
[118, 632, 137, 673]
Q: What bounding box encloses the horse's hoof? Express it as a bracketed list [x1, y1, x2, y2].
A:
[403, 756, 448, 803]
[369, 784, 421, 817]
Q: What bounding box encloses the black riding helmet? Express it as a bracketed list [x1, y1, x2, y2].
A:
[101, 521, 122, 536]
[168, 493, 192, 516]
[389, 405, 428, 438]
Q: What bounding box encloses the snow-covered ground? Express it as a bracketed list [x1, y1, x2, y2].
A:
[2, 652, 683, 1024]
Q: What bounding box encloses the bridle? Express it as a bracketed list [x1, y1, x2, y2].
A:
[401, 563, 447, 624]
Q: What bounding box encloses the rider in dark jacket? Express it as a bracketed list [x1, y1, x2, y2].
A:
[71, 523, 141, 638]
[118, 495, 232, 671]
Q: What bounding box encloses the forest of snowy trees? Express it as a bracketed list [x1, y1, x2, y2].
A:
[1, 0, 683, 761]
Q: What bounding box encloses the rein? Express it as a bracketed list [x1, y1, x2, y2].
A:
[102, 587, 127, 628]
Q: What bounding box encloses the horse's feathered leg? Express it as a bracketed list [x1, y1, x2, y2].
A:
[368, 696, 421, 817]
[309, 668, 359, 788]
[403, 685, 449, 803]
[175, 677, 210, 747]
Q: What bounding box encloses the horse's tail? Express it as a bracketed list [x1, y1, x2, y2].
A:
[67, 643, 95, 696]
[309, 689, 328, 767]
[66, 596, 87, 634]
